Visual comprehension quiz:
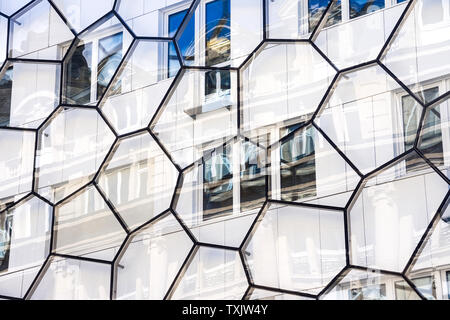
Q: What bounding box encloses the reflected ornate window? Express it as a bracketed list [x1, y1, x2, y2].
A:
[168, 9, 195, 77]
[0, 212, 12, 273]
[0, 67, 12, 126]
[350, 0, 385, 19]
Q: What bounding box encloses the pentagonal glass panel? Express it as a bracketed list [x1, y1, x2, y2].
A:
[349, 152, 449, 273]
[321, 269, 421, 300]
[62, 14, 133, 105]
[418, 98, 450, 177]
[31, 257, 110, 300]
[0, 129, 34, 210]
[248, 288, 314, 300]
[151, 68, 238, 169]
[407, 205, 450, 300]
[0, 0, 30, 16]
[241, 42, 336, 140]
[171, 246, 247, 300]
[175, 0, 263, 68]
[101, 39, 178, 135]
[266, 0, 341, 40]
[9, 0, 74, 60]
[244, 202, 346, 294]
[175, 137, 266, 247]
[0, 62, 61, 129]
[97, 132, 178, 230]
[314, 1, 406, 69]
[116, 213, 193, 300]
[316, 64, 422, 175]
[270, 124, 360, 208]
[35, 108, 115, 204]
[0, 196, 52, 299]
[54, 185, 126, 261]
[52, 0, 113, 33]
[383, 0, 450, 104]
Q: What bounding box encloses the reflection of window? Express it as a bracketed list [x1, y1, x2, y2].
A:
[395, 276, 435, 300]
[401, 87, 443, 172]
[447, 271, 450, 299]
[168, 9, 195, 77]
[0, 67, 13, 126]
[240, 140, 266, 212]
[203, 146, 233, 220]
[280, 124, 317, 201]
[0, 213, 12, 273]
[350, 0, 385, 19]
[64, 32, 123, 105]
[308, 0, 342, 31]
[348, 283, 386, 300]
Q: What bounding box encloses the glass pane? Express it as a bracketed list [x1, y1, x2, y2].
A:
[116, 213, 193, 300]
[309, 0, 342, 31]
[244, 203, 346, 294]
[97, 133, 179, 231]
[349, 152, 448, 272]
[447, 271, 450, 299]
[9, 0, 74, 60]
[395, 279, 424, 300]
[171, 247, 247, 300]
[31, 257, 110, 300]
[97, 32, 123, 101]
[0, 197, 52, 299]
[65, 42, 93, 105]
[54, 185, 127, 261]
[35, 108, 115, 204]
[350, 0, 385, 19]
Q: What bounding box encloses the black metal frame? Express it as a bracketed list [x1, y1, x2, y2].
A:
[0, 0, 447, 300]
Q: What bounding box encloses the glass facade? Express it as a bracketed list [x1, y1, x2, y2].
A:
[0, 0, 449, 301]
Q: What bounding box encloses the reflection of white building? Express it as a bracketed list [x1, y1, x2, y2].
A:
[0, 0, 449, 300]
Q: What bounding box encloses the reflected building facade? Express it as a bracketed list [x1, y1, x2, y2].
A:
[0, 0, 449, 300]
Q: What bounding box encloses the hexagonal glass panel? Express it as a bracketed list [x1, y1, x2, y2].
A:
[241, 42, 336, 140]
[31, 256, 110, 300]
[116, 0, 195, 38]
[62, 14, 133, 105]
[350, 152, 449, 273]
[9, 0, 74, 60]
[0, 196, 52, 299]
[314, 0, 406, 69]
[175, 0, 263, 68]
[321, 268, 421, 300]
[407, 205, 450, 300]
[52, 0, 113, 34]
[35, 107, 115, 204]
[151, 68, 238, 169]
[97, 132, 178, 231]
[54, 185, 127, 261]
[175, 136, 266, 247]
[0, 61, 61, 129]
[383, 0, 450, 105]
[116, 213, 193, 300]
[243, 202, 346, 295]
[316, 64, 423, 175]
[101, 39, 178, 135]
[171, 246, 247, 300]
[269, 124, 360, 208]
[0, 129, 34, 210]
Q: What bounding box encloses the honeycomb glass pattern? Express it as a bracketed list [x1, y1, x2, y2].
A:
[0, 0, 450, 300]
